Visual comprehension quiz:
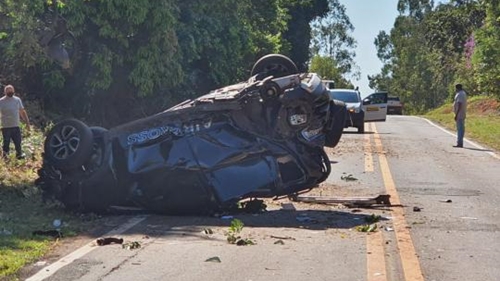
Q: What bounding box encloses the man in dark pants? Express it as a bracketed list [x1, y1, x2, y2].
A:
[0, 85, 31, 159]
[453, 83, 467, 148]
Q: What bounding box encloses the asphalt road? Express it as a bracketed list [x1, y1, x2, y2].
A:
[25, 115, 500, 281]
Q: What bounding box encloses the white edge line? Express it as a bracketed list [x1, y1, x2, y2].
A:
[26, 215, 148, 281]
[416, 116, 500, 160]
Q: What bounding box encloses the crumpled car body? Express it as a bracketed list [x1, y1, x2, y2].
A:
[36, 55, 344, 214]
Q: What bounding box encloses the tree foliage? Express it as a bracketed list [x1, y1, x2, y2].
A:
[309, 55, 353, 88]
[472, 0, 500, 95]
[309, 0, 358, 86]
[369, 0, 491, 114]
[0, 0, 330, 126]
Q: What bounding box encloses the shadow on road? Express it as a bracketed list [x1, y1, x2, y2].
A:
[341, 131, 392, 135]
[101, 209, 391, 240]
[463, 147, 493, 152]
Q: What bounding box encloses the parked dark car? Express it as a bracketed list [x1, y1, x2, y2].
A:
[36, 54, 346, 215]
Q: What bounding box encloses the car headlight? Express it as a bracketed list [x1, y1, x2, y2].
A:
[348, 107, 360, 113]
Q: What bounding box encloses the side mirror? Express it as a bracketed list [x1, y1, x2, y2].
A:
[363, 98, 370, 105]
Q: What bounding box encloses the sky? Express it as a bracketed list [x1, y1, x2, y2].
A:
[337, 0, 400, 96]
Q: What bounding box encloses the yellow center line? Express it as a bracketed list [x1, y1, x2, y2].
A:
[366, 121, 387, 281]
[364, 123, 374, 172]
[372, 123, 425, 281]
[366, 230, 388, 281]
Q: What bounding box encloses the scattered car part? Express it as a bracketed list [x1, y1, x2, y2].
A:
[96, 237, 124, 246]
[122, 241, 141, 250]
[290, 194, 391, 207]
[341, 174, 358, 181]
[205, 257, 222, 263]
[356, 224, 378, 233]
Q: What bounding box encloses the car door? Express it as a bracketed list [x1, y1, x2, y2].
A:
[362, 92, 388, 122]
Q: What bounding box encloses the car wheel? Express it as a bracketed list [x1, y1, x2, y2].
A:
[44, 119, 93, 170]
[325, 100, 347, 148]
[251, 54, 298, 79]
[357, 124, 365, 133]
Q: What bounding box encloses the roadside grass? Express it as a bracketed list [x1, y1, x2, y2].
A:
[0, 128, 99, 280]
[425, 96, 500, 151]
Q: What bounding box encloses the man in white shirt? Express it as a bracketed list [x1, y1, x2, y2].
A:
[0, 85, 31, 159]
[452, 84, 467, 148]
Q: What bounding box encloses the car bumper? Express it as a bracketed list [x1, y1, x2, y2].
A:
[387, 106, 403, 114]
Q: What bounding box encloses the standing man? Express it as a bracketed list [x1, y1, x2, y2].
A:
[453, 83, 467, 148]
[0, 85, 30, 159]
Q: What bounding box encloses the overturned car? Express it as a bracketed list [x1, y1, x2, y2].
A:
[36, 54, 346, 214]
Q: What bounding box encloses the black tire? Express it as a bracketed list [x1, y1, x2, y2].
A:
[325, 100, 347, 148]
[44, 119, 93, 170]
[251, 54, 298, 79]
[357, 123, 365, 133]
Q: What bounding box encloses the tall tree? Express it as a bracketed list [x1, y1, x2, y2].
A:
[309, 55, 353, 88]
[309, 0, 358, 86]
[0, 0, 330, 126]
[370, 0, 487, 113]
[472, 0, 500, 97]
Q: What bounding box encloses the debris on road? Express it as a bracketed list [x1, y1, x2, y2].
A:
[384, 226, 394, 232]
[96, 237, 123, 246]
[34, 261, 48, 267]
[356, 224, 378, 233]
[205, 257, 221, 263]
[122, 241, 141, 250]
[274, 240, 285, 245]
[240, 199, 267, 214]
[203, 228, 214, 235]
[365, 214, 381, 223]
[460, 217, 478, 220]
[440, 199, 453, 203]
[413, 206, 422, 212]
[236, 239, 255, 246]
[290, 194, 391, 207]
[341, 173, 358, 181]
[270, 235, 295, 240]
